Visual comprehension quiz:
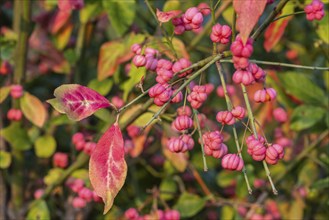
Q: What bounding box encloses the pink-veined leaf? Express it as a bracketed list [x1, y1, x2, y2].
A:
[233, 0, 267, 44]
[48, 10, 71, 34]
[47, 84, 111, 121]
[156, 8, 181, 24]
[89, 122, 127, 214]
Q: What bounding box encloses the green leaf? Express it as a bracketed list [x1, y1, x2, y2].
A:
[102, 0, 136, 36]
[221, 205, 235, 220]
[26, 200, 50, 220]
[34, 135, 57, 158]
[216, 170, 238, 188]
[88, 78, 113, 96]
[20, 92, 48, 127]
[0, 150, 11, 169]
[94, 108, 113, 123]
[163, 0, 181, 11]
[44, 168, 64, 186]
[173, 192, 206, 218]
[0, 122, 31, 150]
[311, 177, 329, 190]
[298, 161, 318, 187]
[316, 12, 329, 44]
[80, 1, 101, 23]
[71, 169, 89, 183]
[278, 72, 327, 106]
[288, 196, 305, 220]
[121, 65, 146, 101]
[290, 105, 326, 131]
[0, 86, 10, 103]
[160, 178, 177, 201]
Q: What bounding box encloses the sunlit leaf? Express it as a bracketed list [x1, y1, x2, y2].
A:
[102, 0, 136, 36]
[233, 0, 267, 44]
[264, 5, 293, 52]
[34, 135, 57, 158]
[47, 84, 111, 121]
[173, 192, 206, 218]
[0, 151, 11, 169]
[121, 66, 146, 101]
[27, 200, 50, 220]
[0, 122, 31, 150]
[290, 105, 326, 131]
[20, 92, 47, 127]
[89, 122, 127, 214]
[0, 86, 10, 104]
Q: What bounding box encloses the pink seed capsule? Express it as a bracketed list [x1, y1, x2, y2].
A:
[273, 107, 288, 123]
[78, 187, 93, 202]
[168, 137, 186, 153]
[197, 2, 211, 16]
[205, 83, 214, 94]
[71, 179, 84, 193]
[232, 69, 255, 86]
[254, 88, 277, 103]
[171, 90, 183, 103]
[172, 58, 192, 77]
[111, 96, 124, 109]
[149, 83, 166, 98]
[132, 55, 146, 67]
[124, 208, 139, 220]
[165, 210, 180, 220]
[34, 189, 44, 199]
[177, 106, 192, 116]
[216, 85, 235, 97]
[10, 84, 23, 99]
[202, 131, 224, 151]
[131, 43, 141, 54]
[232, 56, 250, 69]
[156, 69, 174, 84]
[230, 35, 254, 58]
[231, 106, 246, 119]
[248, 63, 266, 82]
[156, 59, 173, 71]
[221, 154, 244, 171]
[216, 111, 235, 125]
[211, 143, 228, 159]
[0, 60, 12, 75]
[174, 25, 186, 35]
[210, 23, 232, 44]
[83, 142, 96, 155]
[145, 56, 158, 71]
[7, 109, 22, 121]
[183, 7, 199, 23]
[180, 134, 194, 151]
[72, 197, 86, 209]
[173, 115, 193, 131]
[72, 132, 84, 145]
[53, 152, 68, 168]
[127, 125, 141, 138]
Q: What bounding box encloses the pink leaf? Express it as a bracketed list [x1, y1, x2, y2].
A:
[58, 0, 84, 11]
[89, 122, 127, 214]
[233, 0, 267, 44]
[156, 8, 181, 24]
[47, 84, 111, 121]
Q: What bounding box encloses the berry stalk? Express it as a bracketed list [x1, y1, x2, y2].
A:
[241, 84, 278, 195]
[215, 62, 252, 194]
[220, 59, 329, 70]
[193, 108, 208, 172]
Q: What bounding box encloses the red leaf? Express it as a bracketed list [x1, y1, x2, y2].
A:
[47, 84, 111, 121]
[89, 122, 127, 214]
[263, 6, 294, 52]
[156, 8, 181, 24]
[48, 10, 71, 34]
[233, 0, 267, 44]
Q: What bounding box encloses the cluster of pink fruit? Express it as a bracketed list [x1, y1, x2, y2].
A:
[238, 200, 281, 220]
[6, 85, 24, 121]
[124, 207, 180, 220]
[65, 178, 102, 208]
[304, 0, 325, 21]
[72, 132, 97, 155]
[53, 152, 69, 168]
[172, 3, 211, 35]
[246, 134, 284, 165]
